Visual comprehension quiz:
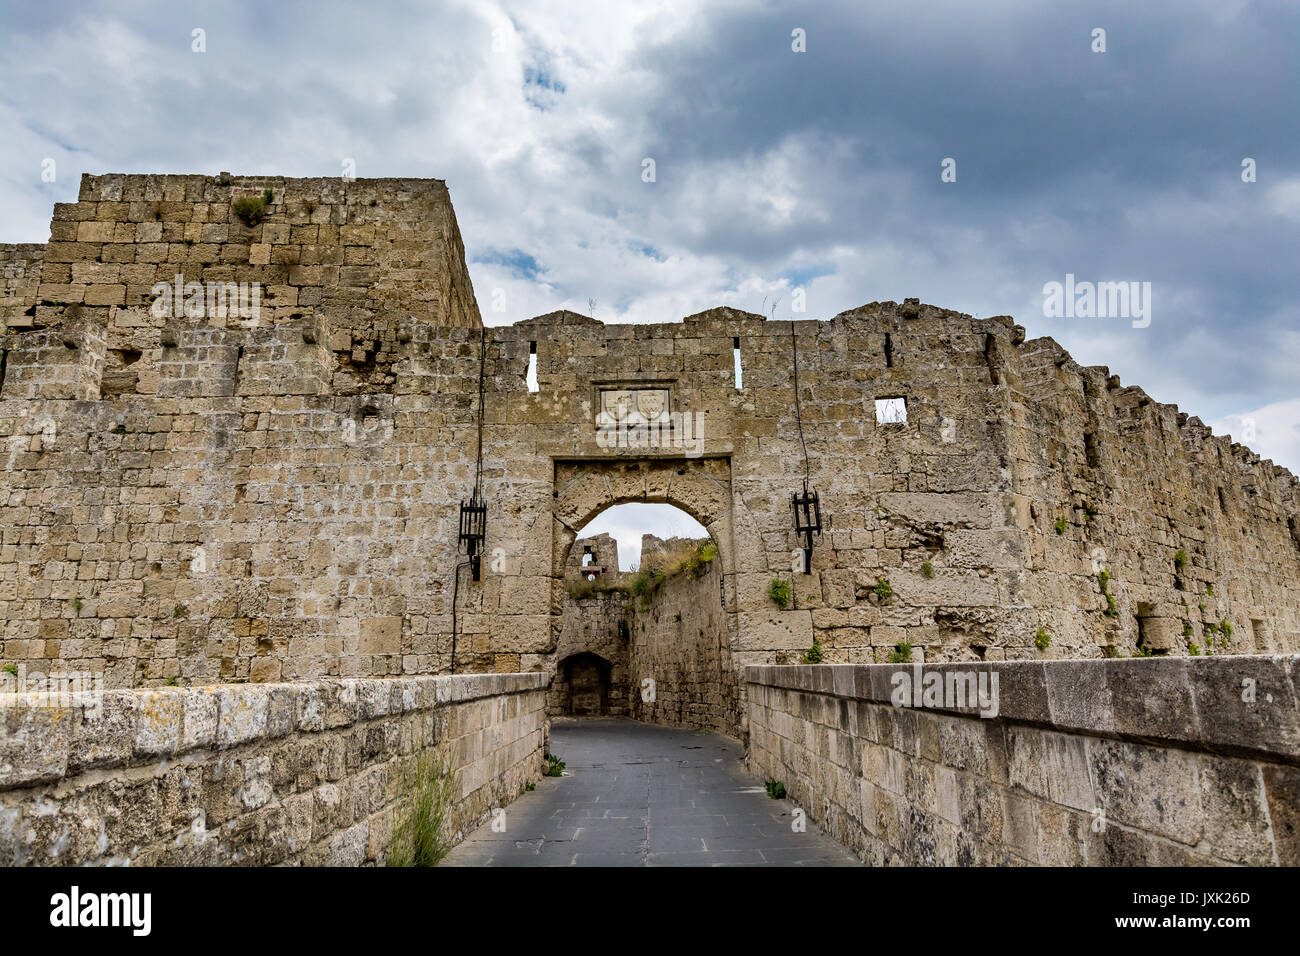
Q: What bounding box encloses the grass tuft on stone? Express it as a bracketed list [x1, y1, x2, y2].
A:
[388, 751, 458, 867]
[886, 640, 913, 663]
[802, 635, 823, 664]
[231, 189, 274, 227]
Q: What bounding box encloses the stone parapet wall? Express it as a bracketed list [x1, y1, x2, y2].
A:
[1004, 335, 1300, 660]
[0, 671, 548, 866]
[745, 658, 1300, 865]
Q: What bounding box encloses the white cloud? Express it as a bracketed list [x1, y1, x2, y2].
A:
[1269, 178, 1300, 222]
[577, 503, 708, 570]
[1209, 398, 1300, 475]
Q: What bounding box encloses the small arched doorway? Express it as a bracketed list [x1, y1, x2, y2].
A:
[559, 652, 612, 715]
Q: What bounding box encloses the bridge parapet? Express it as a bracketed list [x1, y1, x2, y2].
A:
[746, 657, 1300, 865]
[0, 671, 548, 866]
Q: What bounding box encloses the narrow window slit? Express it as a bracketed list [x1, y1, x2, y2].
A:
[984, 333, 999, 384]
[526, 341, 538, 393]
[733, 337, 743, 390]
[1084, 432, 1100, 468]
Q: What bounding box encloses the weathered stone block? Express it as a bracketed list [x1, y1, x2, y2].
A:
[0, 701, 70, 785]
[1088, 737, 1203, 845]
[1105, 657, 1197, 741]
[1186, 656, 1300, 759]
[359, 617, 403, 655]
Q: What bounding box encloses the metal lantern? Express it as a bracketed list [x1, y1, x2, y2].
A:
[792, 481, 822, 574]
[459, 495, 487, 581]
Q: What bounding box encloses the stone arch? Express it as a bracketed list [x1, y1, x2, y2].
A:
[549, 456, 759, 738]
[553, 457, 734, 561]
[556, 651, 614, 716]
[551, 458, 739, 622]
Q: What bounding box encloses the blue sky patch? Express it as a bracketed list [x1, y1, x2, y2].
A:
[474, 248, 544, 281]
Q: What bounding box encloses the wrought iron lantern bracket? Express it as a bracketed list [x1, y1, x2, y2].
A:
[459, 496, 487, 581]
[792, 480, 822, 574]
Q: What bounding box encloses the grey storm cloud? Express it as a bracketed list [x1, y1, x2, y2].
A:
[1, 0, 1297, 485]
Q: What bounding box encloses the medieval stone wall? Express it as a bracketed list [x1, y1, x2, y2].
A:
[0, 671, 547, 866]
[1, 175, 1297, 722]
[566, 531, 619, 579]
[1, 173, 480, 398]
[746, 659, 1300, 865]
[1006, 336, 1300, 658]
[629, 555, 736, 734]
[0, 243, 45, 329]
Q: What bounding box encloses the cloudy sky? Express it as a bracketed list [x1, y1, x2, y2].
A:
[2, 0, 1296, 558]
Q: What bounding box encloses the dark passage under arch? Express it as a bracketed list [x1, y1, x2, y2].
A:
[558, 652, 612, 716]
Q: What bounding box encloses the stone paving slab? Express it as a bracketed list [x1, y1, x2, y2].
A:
[442, 717, 861, 867]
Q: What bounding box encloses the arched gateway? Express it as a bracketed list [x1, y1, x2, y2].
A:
[549, 458, 751, 736]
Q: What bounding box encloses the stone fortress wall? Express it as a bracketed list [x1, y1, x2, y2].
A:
[551, 532, 629, 718]
[551, 530, 736, 734]
[2, 174, 1298, 742]
[629, 553, 736, 735]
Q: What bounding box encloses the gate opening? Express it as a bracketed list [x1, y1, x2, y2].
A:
[549, 501, 736, 737]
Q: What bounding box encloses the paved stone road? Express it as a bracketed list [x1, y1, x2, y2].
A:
[443, 717, 861, 866]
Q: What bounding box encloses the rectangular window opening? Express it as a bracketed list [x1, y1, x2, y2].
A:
[1135, 605, 1168, 656]
[733, 337, 743, 390]
[875, 396, 907, 425]
[526, 341, 538, 393]
[884, 332, 894, 368]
